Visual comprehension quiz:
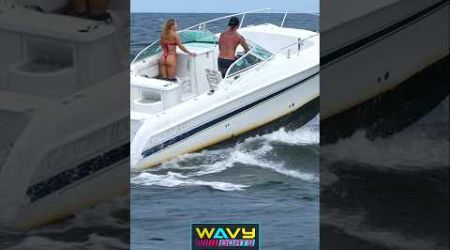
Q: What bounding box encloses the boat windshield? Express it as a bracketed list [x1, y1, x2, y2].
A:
[132, 30, 218, 63]
[179, 30, 218, 44]
[226, 43, 273, 77]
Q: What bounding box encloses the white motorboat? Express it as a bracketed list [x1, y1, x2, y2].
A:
[131, 10, 319, 170]
[0, 2, 129, 229]
[321, 0, 449, 119]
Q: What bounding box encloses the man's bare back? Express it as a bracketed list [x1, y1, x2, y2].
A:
[217, 17, 250, 77]
[218, 30, 249, 60]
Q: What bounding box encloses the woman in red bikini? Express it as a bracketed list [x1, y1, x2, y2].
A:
[159, 19, 196, 81]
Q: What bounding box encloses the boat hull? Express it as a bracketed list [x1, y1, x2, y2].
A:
[321, 0, 449, 119]
[135, 73, 319, 170]
[2, 160, 128, 230]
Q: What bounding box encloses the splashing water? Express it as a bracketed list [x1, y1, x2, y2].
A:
[321, 98, 449, 171]
[131, 116, 319, 191]
[131, 172, 248, 191]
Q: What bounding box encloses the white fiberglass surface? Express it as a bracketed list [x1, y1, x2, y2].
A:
[0, 110, 29, 168]
[321, 0, 400, 30]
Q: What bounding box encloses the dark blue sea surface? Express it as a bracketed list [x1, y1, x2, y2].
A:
[131, 13, 320, 250]
[320, 56, 449, 250]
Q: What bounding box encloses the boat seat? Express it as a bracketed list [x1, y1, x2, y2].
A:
[205, 69, 222, 91]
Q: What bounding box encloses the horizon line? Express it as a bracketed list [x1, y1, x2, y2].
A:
[130, 11, 320, 14]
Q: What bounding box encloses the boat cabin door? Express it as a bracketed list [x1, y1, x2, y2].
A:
[177, 47, 217, 95]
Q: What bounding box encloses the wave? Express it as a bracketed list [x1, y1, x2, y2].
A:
[3, 195, 129, 250]
[131, 172, 248, 192]
[227, 141, 318, 182]
[149, 142, 317, 182]
[321, 126, 449, 171]
[26, 196, 129, 235]
[261, 114, 319, 145]
[322, 209, 445, 250]
[5, 234, 129, 250]
[326, 97, 448, 169]
[260, 126, 319, 146]
[131, 123, 319, 191]
[321, 97, 449, 171]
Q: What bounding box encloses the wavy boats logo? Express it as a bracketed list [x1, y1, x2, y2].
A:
[192, 224, 259, 249]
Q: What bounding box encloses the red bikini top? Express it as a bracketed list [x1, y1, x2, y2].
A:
[161, 41, 177, 50]
[161, 41, 177, 45]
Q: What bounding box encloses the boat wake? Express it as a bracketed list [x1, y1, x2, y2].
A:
[131, 172, 248, 191]
[5, 234, 129, 250]
[321, 98, 449, 249]
[322, 209, 444, 250]
[2, 195, 129, 250]
[131, 116, 319, 191]
[321, 97, 449, 172]
[259, 124, 319, 145]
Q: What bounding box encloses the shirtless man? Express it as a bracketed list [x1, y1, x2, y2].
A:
[218, 17, 250, 77]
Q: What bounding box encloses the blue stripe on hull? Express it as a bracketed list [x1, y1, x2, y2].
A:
[141, 72, 319, 158]
[321, 0, 449, 67]
[26, 143, 129, 203]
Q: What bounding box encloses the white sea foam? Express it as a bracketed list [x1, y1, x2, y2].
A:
[229, 142, 318, 182]
[261, 126, 319, 145]
[321, 127, 449, 171]
[322, 97, 449, 170]
[131, 172, 248, 191]
[261, 115, 319, 145]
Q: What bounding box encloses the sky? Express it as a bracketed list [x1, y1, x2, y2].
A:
[131, 0, 319, 13]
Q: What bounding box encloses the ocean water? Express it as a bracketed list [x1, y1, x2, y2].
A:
[131, 13, 320, 250]
[320, 57, 449, 250]
[0, 196, 130, 249]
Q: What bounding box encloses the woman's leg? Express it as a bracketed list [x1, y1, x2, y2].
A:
[166, 55, 177, 79]
[159, 58, 167, 79]
[72, 0, 88, 14]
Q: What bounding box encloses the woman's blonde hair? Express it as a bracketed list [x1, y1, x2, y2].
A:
[161, 19, 176, 41]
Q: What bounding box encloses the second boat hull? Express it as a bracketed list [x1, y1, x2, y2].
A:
[321, 0, 449, 119]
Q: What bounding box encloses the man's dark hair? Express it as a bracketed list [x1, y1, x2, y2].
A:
[228, 17, 240, 27]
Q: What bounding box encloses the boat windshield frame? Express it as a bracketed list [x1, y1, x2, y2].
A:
[182, 8, 270, 31]
[182, 8, 318, 32]
[225, 42, 274, 78]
